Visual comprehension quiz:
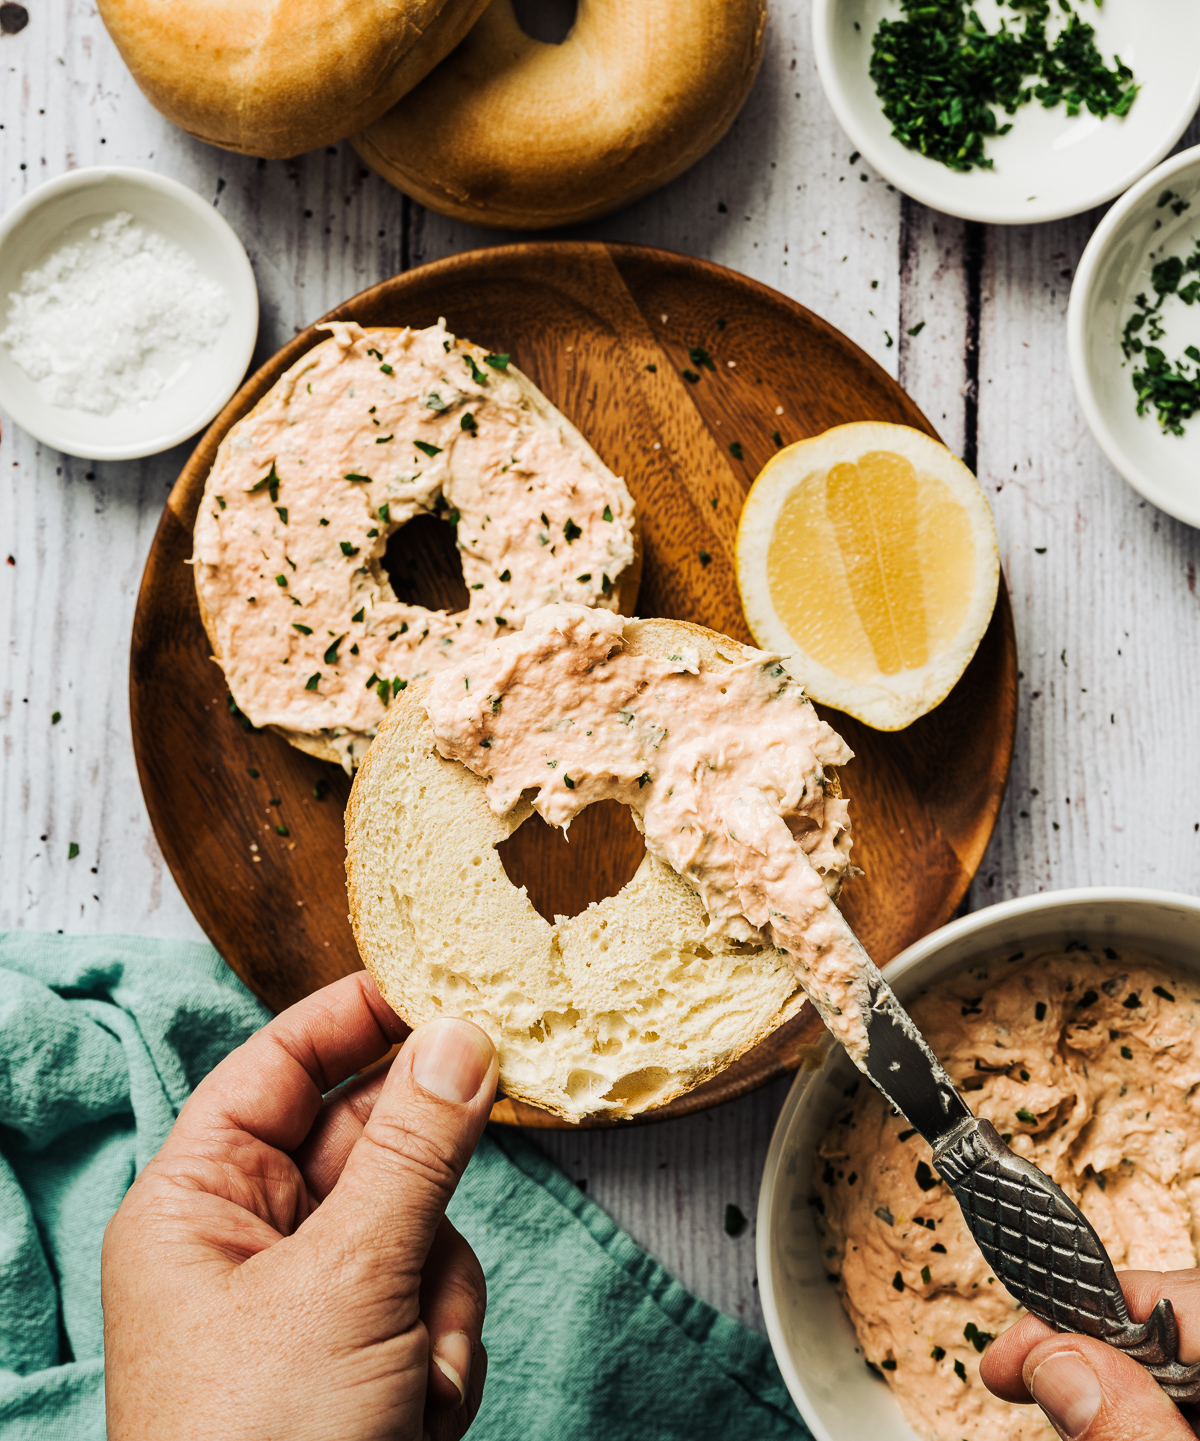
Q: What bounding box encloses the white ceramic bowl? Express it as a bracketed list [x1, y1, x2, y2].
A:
[812, 0, 1200, 225]
[757, 887, 1200, 1441]
[1069, 145, 1200, 530]
[0, 167, 258, 461]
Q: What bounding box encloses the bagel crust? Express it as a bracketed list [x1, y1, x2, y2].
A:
[346, 610, 857, 1121]
[192, 321, 640, 769]
[354, 0, 769, 228]
[96, 0, 492, 158]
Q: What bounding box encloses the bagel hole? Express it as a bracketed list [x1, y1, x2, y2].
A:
[497, 799, 644, 923]
[511, 0, 577, 44]
[383, 513, 470, 614]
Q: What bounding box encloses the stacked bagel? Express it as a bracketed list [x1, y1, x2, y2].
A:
[97, 0, 769, 227]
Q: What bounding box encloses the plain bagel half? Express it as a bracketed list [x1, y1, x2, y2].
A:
[97, 0, 491, 158]
[354, 0, 769, 229]
[346, 615, 847, 1122]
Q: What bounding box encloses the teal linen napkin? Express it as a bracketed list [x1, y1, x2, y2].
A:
[0, 932, 809, 1441]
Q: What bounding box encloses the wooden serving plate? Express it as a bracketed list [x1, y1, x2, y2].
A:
[131, 243, 1017, 1128]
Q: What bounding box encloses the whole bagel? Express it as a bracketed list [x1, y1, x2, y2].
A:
[346, 615, 849, 1122]
[97, 0, 491, 158]
[353, 0, 770, 229]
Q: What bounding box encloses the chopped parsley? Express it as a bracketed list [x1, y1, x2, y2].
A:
[485, 352, 510, 371]
[681, 368, 701, 383]
[637, 772, 652, 788]
[577, 573, 592, 583]
[907, 321, 926, 336]
[1035, 1001, 1047, 1020]
[914, 1160, 939, 1191]
[1154, 985, 1176, 1002]
[920, 1265, 931, 1284]
[216, 495, 226, 509]
[880, 1358, 897, 1372]
[379, 362, 394, 375]
[601, 574, 612, 595]
[275, 823, 289, 837]
[51, 711, 61, 725]
[392, 677, 406, 695]
[723, 1203, 748, 1237]
[305, 673, 320, 691]
[313, 778, 329, 800]
[729, 441, 744, 460]
[345, 472, 373, 483]
[563, 518, 582, 543]
[964, 1321, 994, 1352]
[323, 635, 344, 665]
[461, 411, 478, 433]
[891, 1271, 904, 1293]
[414, 440, 443, 457]
[275, 506, 288, 524]
[869, 0, 1139, 174]
[352, 608, 364, 622]
[293, 623, 313, 635]
[378, 503, 390, 522]
[1120, 1045, 1133, 1060]
[340, 541, 360, 557]
[688, 345, 716, 371]
[376, 679, 390, 705]
[499, 569, 511, 582]
[425, 392, 447, 411]
[375, 434, 393, 444]
[1016, 1107, 1038, 1125]
[602, 505, 613, 522]
[953, 1359, 967, 1382]
[931, 1346, 946, 1362]
[698, 550, 712, 567]
[1121, 238, 1200, 434]
[248, 462, 280, 503]
[67, 842, 79, 859]
[464, 354, 489, 385]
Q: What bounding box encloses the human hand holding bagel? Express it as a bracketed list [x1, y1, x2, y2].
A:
[102, 973, 497, 1441]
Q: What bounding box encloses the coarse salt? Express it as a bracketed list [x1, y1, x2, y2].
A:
[1, 211, 230, 416]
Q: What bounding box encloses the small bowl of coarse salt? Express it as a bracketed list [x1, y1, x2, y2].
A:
[0, 166, 258, 461]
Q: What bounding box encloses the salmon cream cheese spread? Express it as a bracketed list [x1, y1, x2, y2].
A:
[816, 948, 1200, 1441]
[192, 321, 638, 769]
[424, 603, 873, 1054]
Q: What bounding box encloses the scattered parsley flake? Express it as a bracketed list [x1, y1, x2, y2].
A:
[340, 541, 360, 557]
[723, 1203, 748, 1237]
[729, 441, 744, 460]
[464, 355, 489, 385]
[414, 440, 443, 457]
[293, 623, 313, 635]
[67, 842, 79, 859]
[485, 352, 510, 371]
[51, 711, 61, 725]
[499, 569, 511, 582]
[564, 518, 582, 543]
[275, 823, 289, 836]
[305, 673, 321, 691]
[682, 368, 701, 383]
[602, 505, 613, 522]
[1016, 1107, 1038, 1125]
[699, 550, 712, 567]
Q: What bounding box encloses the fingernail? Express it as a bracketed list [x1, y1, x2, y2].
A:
[1030, 1351, 1102, 1439]
[432, 1331, 472, 1404]
[410, 1019, 494, 1104]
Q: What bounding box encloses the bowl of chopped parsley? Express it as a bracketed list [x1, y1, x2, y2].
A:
[813, 0, 1200, 225]
[1070, 144, 1200, 528]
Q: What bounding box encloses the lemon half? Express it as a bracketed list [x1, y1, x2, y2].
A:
[736, 422, 999, 731]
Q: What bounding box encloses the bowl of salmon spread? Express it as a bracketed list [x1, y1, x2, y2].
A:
[757, 887, 1200, 1441]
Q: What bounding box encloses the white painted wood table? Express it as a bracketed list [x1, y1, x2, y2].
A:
[3, 2, 1200, 1336]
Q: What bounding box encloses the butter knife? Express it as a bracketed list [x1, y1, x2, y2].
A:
[821, 932, 1200, 1402]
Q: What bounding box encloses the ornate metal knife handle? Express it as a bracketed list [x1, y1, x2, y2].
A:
[933, 1117, 1200, 1403]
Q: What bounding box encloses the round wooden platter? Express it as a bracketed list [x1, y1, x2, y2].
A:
[130, 242, 1017, 1129]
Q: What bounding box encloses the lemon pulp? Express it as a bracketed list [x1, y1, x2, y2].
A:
[765, 450, 977, 685]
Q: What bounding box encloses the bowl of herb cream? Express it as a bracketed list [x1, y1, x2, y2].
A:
[757, 886, 1200, 1441]
[812, 0, 1200, 226]
[0, 167, 258, 460]
[1070, 143, 1200, 529]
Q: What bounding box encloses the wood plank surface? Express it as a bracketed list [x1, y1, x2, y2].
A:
[2, 0, 1199, 1333]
